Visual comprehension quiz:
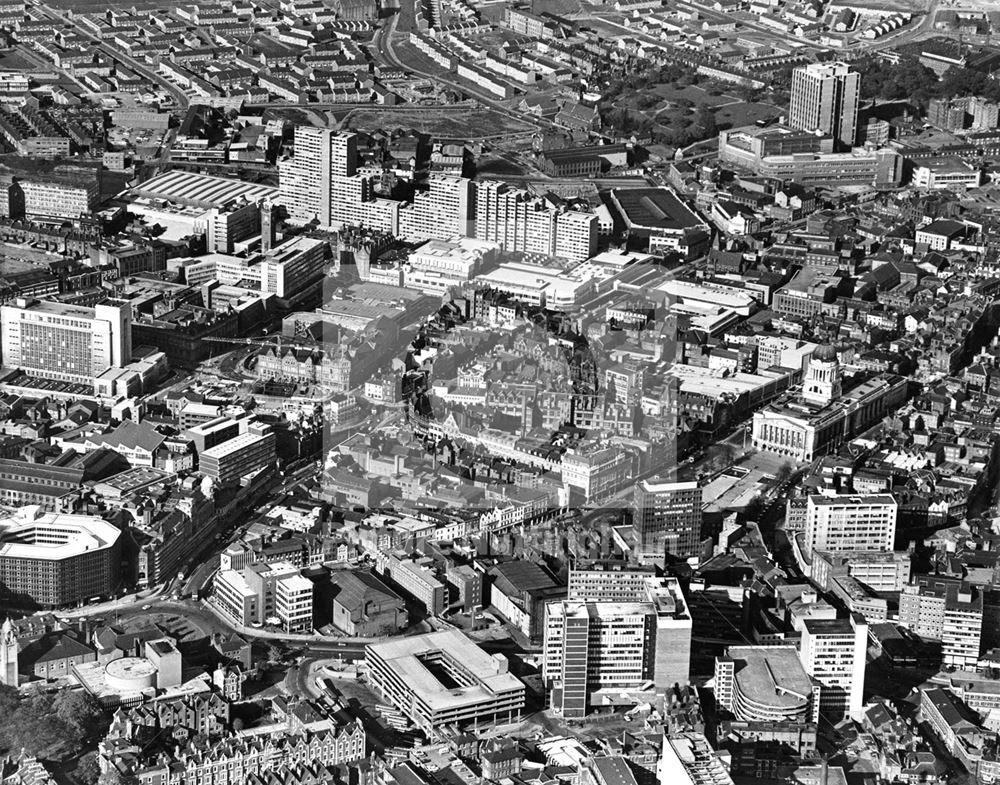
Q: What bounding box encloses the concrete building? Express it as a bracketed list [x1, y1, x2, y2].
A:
[278, 128, 399, 233]
[0, 506, 121, 608]
[803, 494, 897, 556]
[714, 646, 819, 723]
[542, 577, 691, 717]
[788, 62, 859, 149]
[567, 560, 657, 602]
[213, 560, 313, 634]
[799, 614, 867, 721]
[197, 420, 276, 485]
[377, 551, 446, 616]
[20, 168, 101, 220]
[658, 733, 735, 785]
[403, 236, 499, 295]
[718, 126, 901, 187]
[899, 577, 983, 668]
[0, 298, 131, 384]
[398, 174, 472, 241]
[632, 479, 703, 564]
[475, 180, 596, 262]
[366, 629, 526, 732]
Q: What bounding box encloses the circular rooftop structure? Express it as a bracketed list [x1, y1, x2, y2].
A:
[105, 657, 157, 692]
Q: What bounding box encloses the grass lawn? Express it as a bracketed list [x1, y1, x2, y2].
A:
[0, 48, 37, 71]
[533, 0, 582, 14]
[346, 107, 534, 138]
[714, 100, 784, 129]
[651, 82, 735, 106]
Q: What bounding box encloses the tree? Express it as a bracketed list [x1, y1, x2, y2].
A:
[53, 691, 105, 740]
[775, 461, 795, 484]
[267, 644, 282, 662]
[694, 103, 717, 136]
[75, 751, 101, 785]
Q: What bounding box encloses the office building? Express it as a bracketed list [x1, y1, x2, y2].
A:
[788, 62, 859, 149]
[542, 577, 691, 717]
[714, 646, 819, 723]
[376, 551, 446, 616]
[274, 571, 314, 633]
[632, 479, 703, 564]
[567, 560, 657, 602]
[366, 629, 526, 732]
[804, 494, 897, 556]
[1, 298, 131, 384]
[214, 560, 313, 634]
[197, 418, 276, 485]
[718, 127, 901, 187]
[259, 236, 326, 300]
[899, 577, 983, 668]
[798, 613, 867, 721]
[0, 506, 122, 608]
[20, 167, 101, 220]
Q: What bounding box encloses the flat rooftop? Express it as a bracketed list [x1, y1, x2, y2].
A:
[367, 629, 525, 711]
[611, 187, 705, 231]
[726, 646, 814, 710]
[0, 508, 121, 561]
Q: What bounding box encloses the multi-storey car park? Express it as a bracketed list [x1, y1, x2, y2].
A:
[366, 629, 526, 733]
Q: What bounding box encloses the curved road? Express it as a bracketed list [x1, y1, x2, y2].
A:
[370, 5, 556, 133]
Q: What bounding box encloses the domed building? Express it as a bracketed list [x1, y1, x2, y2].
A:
[802, 344, 842, 406]
[750, 344, 907, 462]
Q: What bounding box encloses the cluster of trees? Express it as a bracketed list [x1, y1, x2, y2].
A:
[0, 686, 107, 764]
[654, 102, 719, 147]
[857, 55, 1000, 107]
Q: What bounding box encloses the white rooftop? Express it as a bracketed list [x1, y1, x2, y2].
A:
[0, 507, 121, 561]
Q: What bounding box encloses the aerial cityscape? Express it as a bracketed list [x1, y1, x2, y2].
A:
[0, 0, 998, 782]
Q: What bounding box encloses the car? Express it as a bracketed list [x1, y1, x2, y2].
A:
[142, 604, 152, 610]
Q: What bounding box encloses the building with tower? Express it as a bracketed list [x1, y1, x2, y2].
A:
[802, 344, 841, 405]
[788, 62, 860, 149]
[751, 346, 907, 462]
[0, 619, 17, 687]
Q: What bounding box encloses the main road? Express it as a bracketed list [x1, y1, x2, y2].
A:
[369, 3, 557, 133]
